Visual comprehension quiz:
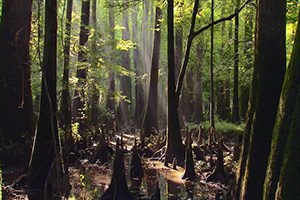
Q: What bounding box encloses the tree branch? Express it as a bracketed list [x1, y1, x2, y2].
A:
[175, 0, 252, 103]
[193, 0, 252, 37]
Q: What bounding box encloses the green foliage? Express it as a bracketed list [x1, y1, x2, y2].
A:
[116, 39, 136, 51]
[287, 0, 300, 23]
[188, 121, 245, 135]
[71, 122, 82, 141]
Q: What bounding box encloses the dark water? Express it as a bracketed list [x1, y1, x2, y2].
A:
[82, 156, 216, 200]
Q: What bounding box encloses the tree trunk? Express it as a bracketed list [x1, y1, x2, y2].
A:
[28, 0, 68, 197]
[118, 0, 131, 125]
[175, 17, 185, 127]
[107, 0, 115, 112]
[141, 0, 150, 97]
[165, 0, 185, 165]
[59, 0, 73, 173]
[209, 0, 215, 129]
[263, 7, 300, 200]
[72, 0, 90, 132]
[193, 43, 204, 123]
[239, 7, 254, 120]
[237, 0, 286, 199]
[194, 68, 204, 123]
[219, 18, 231, 121]
[232, 0, 240, 123]
[0, 0, 34, 165]
[132, 4, 144, 125]
[141, 7, 162, 139]
[90, 0, 99, 128]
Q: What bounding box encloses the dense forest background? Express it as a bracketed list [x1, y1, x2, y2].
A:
[1, 0, 300, 199]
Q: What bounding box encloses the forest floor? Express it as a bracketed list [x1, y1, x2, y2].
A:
[2, 129, 240, 200]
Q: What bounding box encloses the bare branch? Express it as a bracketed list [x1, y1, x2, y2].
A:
[193, 0, 252, 37]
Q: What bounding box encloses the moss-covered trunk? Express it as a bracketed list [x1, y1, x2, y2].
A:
[238, 0, 286, 199]
[263, 7, 300, 200]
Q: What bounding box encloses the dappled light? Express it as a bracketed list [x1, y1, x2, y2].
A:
[1, 0, 299, 199]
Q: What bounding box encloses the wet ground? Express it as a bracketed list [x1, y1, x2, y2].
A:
[2, 133, 237, 200]
[69, 155, 233, 200]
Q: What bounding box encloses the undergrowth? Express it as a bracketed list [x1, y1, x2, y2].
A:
[188, 121, 245, 135]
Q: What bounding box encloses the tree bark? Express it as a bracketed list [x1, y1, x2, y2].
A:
[141, 7, 162, 139]
[118, 0, 131, 125]
[239, 7, 254, 120]
[165, 0, 185, 165]
[0, 0, 34, 164]
[90, 0, 99, 128]
[72, 0, 90, 132]
[132, 4, 144, 125]
[107, 0, 115, 112]
[59, 0, 73, 174]
[263, 7, 300, 200]
[232, 0, 240, 123]
[194, 64, 204, 123]
[210, 0, 215, 129]
[28, 0, 68, 197]
[238, 0, 286, 199]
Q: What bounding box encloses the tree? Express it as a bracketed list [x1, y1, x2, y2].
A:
[236, 0, 286, 199]
[107, 0, 116, 112]
[232, 0, 240, 123]
[193, 46, 204, 123]
[27, 0, 68, 198]
[239, 5, 254, 120]
[60, 0, 73, 159]
[90, 0, 100, 128]
[132, 4, 144, 125]
[210, 0, 215, 129]
[0, 0, 34, 165]
[72, 0, 90, 132]
[164, 0, 185, 165]
[141, 7, 162, 140]
[263, 6, 300, 200]
[118, 0, 131, 125]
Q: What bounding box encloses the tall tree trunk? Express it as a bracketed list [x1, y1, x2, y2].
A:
[141, 0, 150, 96]
[194, 45, 204, 123]
[184, 70, 194, 122]
[72, 0, 90, 132]
[118, 0, 131, 125]
[0, 0, 34, 165]
[237, 0, 286, 199]
[175, 13, 185, 127]
[263, 7, 300, 200]
[132, 4, 144, 125]
[59, 0, 73, 174]
[216, 11, 225, 119]
[141, 7, 162, 140]
[60, 0, 73, 150]
[239, 7, 254, 120]
[232, 0, 240, 123]
[210, 0, 215, 129]
[107, 0, 115, 112]
[90, 0, 99, 128]
[28, 0, 68, 198]
[165, 0, 185, 165]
